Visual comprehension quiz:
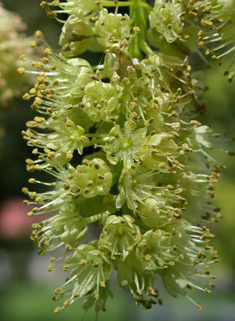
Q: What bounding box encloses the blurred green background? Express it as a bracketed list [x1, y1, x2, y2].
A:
[0, 1, 234, 320]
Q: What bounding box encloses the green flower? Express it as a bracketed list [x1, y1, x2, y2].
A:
[53, 242, 114, 312]
[81, 80, 119, 122]
[31, 200, 88, 252]
[59, 13, 93, 57]
[73, 158, 113, 197]
[116, 165, 157, 210]
[99, 215, 141, 260]
[137, 196, 172, 227]
[25, 116, 89, 164]
[54, 0, 99, 16]
[117, 249, 157, 309]
[24, 55, 93, 115]
[136, 229, 177, 270]
[103, 117, 148, 165]
[150, 1, 184, 43]
[95, 9, 131, 48]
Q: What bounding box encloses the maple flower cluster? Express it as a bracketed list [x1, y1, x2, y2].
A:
[0, 4, 36, 107]
[20, 0, 234, 315]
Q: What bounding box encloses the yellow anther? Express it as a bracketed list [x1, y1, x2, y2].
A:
[17, 67, 25, 74]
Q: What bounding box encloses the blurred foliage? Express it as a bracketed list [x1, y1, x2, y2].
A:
[0, 0, 234, 320]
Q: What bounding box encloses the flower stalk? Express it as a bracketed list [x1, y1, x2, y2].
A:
[129, 0, 148, 59]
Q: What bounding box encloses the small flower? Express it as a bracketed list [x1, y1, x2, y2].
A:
[117, 249, 157, 309]
[99, 215, 141, 260]
[31, 200, 88, 252]
[136, 229, 177, 270]
[24, 55, 93, 115]
[43, 0, 99, 17]
[95, 9, 131, 48]
[149, 0, 184, 43]
[81, 80, 119, 122]
[103, 117, 148, 165]
[25, 116, 89, 164]
[59, 13, 93, 57]
[116, 164, 156, 210]
[137, 196, 172, 227]
[73, 158, 113, 197]
[55, 241, 114, 310]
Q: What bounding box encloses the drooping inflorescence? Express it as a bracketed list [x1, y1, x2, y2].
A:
[20, 0, 234, 315]
[0, 4, 36, 107]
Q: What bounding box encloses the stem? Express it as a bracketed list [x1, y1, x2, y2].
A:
[128, 0, 148, 60]
[84, 211, 109, 224]
[140, 40, 154, 56]
[92, 27, 98, 36]
[101, 1, 133, 7]
[91, 64, 104, 70]
[85, 133, 108, 137]
[83, 137, 109, 147]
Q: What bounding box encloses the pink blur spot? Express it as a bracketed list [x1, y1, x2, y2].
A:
[0, 198, 40, 239]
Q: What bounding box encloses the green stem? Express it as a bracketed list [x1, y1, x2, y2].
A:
[128, 0, 148, 60]
[92, 27, 98, 36]
[140, 40, 154, 56]
[91, 64, 104, 70]
[101, 1, 151, 9]
[85, 133, 108, 137]
[84, 137, 109, 148]
[101, 1, 133, 6]
[84, 211, 109, 224]
[139, 2, 152, 12]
